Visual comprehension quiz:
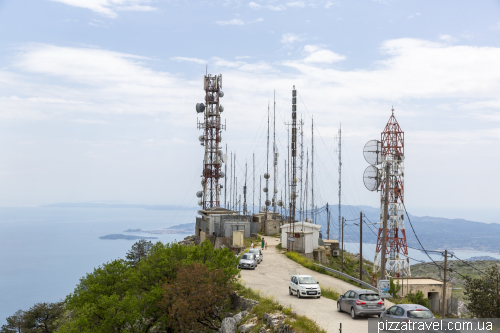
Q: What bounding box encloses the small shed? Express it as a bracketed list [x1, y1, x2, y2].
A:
[280, 222, 321, 253]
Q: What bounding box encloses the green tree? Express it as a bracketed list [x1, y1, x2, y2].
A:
[161, 262, 235, 331]
[0, 310, 24, 333]
[59, 240, 239, 333]
[464, 265, 500, 317]
[126, 239, 153, 265]
[389, 277, 402, 298]
[403, 290, 431, 309]
[23, 302, 64, 333]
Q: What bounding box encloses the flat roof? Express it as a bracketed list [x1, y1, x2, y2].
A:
[392, 277, 444, 285]
[323, 240, 339, 244]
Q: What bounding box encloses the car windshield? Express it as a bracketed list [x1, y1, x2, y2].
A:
[298, 277, 317, 284]
[407, 310, 433, 319]
[249, 250, 259, 254]
[242, 254, 254, 260]
[359, 294, 380, 301]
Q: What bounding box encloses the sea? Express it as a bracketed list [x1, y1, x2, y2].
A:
[0, 206, 198, 325]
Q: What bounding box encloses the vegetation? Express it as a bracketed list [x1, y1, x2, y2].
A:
[1, 302, 64, 333]
[125, 239, 154, 265]
[318, 286, 340, 301]
[233, 282, 326, 333]
[464, 265, 500, 317]
[389, 277, 401, 298]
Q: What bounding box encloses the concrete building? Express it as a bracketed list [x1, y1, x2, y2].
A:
[393, 277, 452, 312]
[280, 222, 321, 253]
[196, 207, 252, 240]
[252, 211, 283, 235]
[323, 239, 340, 257]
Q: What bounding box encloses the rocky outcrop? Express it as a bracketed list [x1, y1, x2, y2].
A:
[219, 317, 237, 333]
[230, 292, 259, 311]
[177, 235, 197, 246]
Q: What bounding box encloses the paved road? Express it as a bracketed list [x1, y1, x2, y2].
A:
[240, 237, 392, 333]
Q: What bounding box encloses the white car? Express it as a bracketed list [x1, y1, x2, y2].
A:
[248, 248, 263, 263]
[289, 275, 321, 298]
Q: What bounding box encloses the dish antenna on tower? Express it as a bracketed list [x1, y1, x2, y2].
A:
[363, 165, 380, 191]
[363, 140, 382, 166]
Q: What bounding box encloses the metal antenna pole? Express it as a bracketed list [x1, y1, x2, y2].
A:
[234, 153, 237, 210]
[244, 161, 247, 215]
[290, 86, 298, 251]
[273, 90, 277, 213]
[327, 202, 330, 240]
[381, 162, 390, 281]
[264, 102, 270, 229]
[360, 211, 363, 281]
[225, 144, 227, 207]
[229, 151, 233, 210]
[259, 175, 262, 212]
[338, 124, 342, 241]
[284, 159, 287, 219]
[299, 117, 304, 222]
[311, 116, 314, 223]
[253, 153, 255, 215]
[305, 149, 309, 221]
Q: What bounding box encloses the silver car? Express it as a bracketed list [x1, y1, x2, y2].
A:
[248, 248, 263, 263]
[289, 275, 322, 298]
[380, 304, 434, 333]
[337, 289, 385, 319]
[238, 253, 257, 270]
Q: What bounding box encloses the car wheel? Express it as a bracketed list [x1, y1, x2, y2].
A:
[337, 302, 342, 312]
[252, 266, 256, 270]
[289, 287, 293, 295]
[316, 296, 320, 299]
[297, 291, 301, 298]
[351, 308, 357, 319]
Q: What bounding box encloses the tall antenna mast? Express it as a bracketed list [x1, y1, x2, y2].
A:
[305, 149, 309, 221]
[284, 159, 287, 219]
[311, 116, 315, 223]
[299, 116, 304, 221]
[243, 161, 248, 215]
[229, 151, 233, 209]
[273, 90, 278, 213]
[264, 102, 271, 220]
[253, 153, 255, 215]
[259, 175, 262, 211]
[290, 86, 298, 250]
[224, 144, 228, 207]
[338, 124, 342, 240]
[196, 73, 225, 209]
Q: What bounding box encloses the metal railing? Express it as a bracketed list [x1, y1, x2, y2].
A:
[312, 263, 391, 297]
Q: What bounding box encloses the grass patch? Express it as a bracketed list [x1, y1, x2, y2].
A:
[284, 251, 366, 288]
[319, 286, 340, 301]
[233, 281, 326, 333]
[276, 242, 282, 250]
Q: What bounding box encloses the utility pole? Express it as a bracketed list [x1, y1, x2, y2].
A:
[360, 211, 363, 282]
[338, 125, 341, 242]
[442, 249, 448, 318]
[341, 216, 344, 273]
[224, 144, 227, 208]
[311, 116, 314, 223]
[380, 162, 390, 281]
[243, 162, 247, 215]
[326, 203, 330, 240]
[253, 153, 255, 215]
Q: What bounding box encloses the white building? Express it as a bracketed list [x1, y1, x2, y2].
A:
[280, 222, 321, 254]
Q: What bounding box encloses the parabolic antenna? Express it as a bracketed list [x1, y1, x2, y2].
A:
[222, 153, 228, 163]
[363, 165, 380, 191]
[363, 140, 382, 165]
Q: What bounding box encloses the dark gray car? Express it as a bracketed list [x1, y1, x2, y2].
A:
[380, 304, 434, 333]
[337, 289, 385, 319]
[238, 254, 257, 269]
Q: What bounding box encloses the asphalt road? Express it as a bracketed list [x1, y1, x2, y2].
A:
[240, 236, 392, 333]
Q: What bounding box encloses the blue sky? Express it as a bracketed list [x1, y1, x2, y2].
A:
[0, 0, 499, 222]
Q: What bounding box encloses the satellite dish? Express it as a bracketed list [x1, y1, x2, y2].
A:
[196, 103, 205, 113]
[263, 187, 268, 193]
[265, 200, 271, 206]
[264, 173, 270, 179]
[363, 165, 380, 191]
[219, 91, 224, 98]
[199, 135, 204, 142]
[222, 153, 228, 163]
[219, 105, 224, 112]
[219, 171, 225, 178]
[196, 191, 203, 198]
[363, 140, 382, 165]
[277, 200, 283, 207]
[198, 200, 202, 206]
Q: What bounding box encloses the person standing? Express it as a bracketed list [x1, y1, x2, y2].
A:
[251, 242, 254, 249]
[265, 241, 268, 250]
[261, 237, 265, 250]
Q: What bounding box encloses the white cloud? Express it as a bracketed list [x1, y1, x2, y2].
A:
[170, 57, 207, 64]
[302, 45, 346, 63]
[281, 33, 305, 44]
[408, 12, 421, 19]
[439, 34, 458, 43]
[216, 18, 245, 25]
[48, 0, 157, 18]
[286, 1, 305, 7]
[248, 1, 261, 9]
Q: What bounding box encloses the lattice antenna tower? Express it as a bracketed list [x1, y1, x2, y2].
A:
[263, 103, 271, 215]
[290, 86, 298, 248]
[243, 161, 248, 215]
[196, 74, 226, 209]
[369, 108, 410, 281]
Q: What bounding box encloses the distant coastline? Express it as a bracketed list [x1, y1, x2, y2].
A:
[124, 223, 195, 235]
[99, 234, 159, 240]
[42, 203, 198, 211]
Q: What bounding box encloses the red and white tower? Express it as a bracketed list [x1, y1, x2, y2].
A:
[196, 74, 226, 209]
[372, 109, 410, 281]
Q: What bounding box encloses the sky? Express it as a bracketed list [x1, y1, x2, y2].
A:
[0, 0, 499, 223]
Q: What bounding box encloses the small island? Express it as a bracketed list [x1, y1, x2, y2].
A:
[123, 223, 195, 235]
[99, 234, 158, 240]
[467, 256, 499, 261]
